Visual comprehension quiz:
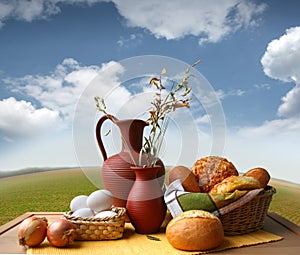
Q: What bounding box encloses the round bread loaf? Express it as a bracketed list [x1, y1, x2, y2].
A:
[166, 210, 224, 251]
[209, 175, 261, 194]
[191, 156, 238, 193]
[168, 166, 201, 192]
[243, 167, 270, 188]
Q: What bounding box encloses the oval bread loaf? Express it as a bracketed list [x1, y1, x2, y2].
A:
[168, 166, 201, 192]
[166, 210, 224, 251]
[243, 167, 270, 188]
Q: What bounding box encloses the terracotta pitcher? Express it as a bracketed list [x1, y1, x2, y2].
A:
[96, 114, 165, 208]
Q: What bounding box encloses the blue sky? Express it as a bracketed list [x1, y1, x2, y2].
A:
[0, 0, 300, 184]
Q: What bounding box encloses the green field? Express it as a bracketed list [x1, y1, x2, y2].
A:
[0, 168, 98, 225]
[1, 168, 300, 226]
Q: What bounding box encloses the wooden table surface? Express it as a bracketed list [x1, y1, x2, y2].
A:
[0, 212, 300, 254]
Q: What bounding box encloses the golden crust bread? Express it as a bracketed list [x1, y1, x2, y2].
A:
[167, 210, 217, 228]
[168, 166, 201, 192]
[209, 175, 261, 194]
[191, 156, 238, 193]
[243, 167, 270, 188]
[166, 210, 224, 251]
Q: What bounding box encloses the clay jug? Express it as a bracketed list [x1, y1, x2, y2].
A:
[96, 114, 165, 208]
[126, 165, 167, 234]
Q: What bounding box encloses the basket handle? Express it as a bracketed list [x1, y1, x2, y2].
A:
[218, 188, 264, 216]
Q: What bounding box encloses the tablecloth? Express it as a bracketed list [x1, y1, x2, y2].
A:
[28, 223, 283, 255]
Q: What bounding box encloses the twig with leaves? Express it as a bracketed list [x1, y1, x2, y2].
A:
[141, 59, 201, 166]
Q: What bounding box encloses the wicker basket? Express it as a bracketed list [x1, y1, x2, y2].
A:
[219, 186, 276, 235]
[64, 207, 126, 240]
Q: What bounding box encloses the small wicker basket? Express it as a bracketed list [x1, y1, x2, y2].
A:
[219, 186, 276, 235]
[64, 207, 126, 241]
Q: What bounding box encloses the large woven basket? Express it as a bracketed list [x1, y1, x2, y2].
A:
[64, 207, 126, 240]
[219, 186, 276, 235]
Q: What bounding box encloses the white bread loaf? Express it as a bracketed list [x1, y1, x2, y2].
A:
[166, 210, 224, 251]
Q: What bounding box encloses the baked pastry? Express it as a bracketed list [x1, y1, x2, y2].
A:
[166, 210, 224, 251]
[168, 166, 201, 192]
[191, 156, 238, 192]
[209, 175, 261, 194]
[243, 167, 270, 188]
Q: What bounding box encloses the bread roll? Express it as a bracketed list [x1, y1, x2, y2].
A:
[243, 167, 270, 188]
[166, 210, 224, 251]
[168, 166, 201, 192]
[191, 156, 238, 193]
[209, 175, 261, 194]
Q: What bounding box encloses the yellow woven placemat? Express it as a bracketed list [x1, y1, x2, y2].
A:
[27, 223, 283, 255]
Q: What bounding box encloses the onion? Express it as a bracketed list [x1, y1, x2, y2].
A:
[18, 217, 48, 247]
[47, 219, 76, 247]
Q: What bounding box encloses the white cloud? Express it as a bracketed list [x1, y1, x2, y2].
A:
[236, 117, 300, 138]
[117, 33, 143, 47]
[253, 83, 272, 90]
[261, 26, 300, 118]
[2, 58, 133, 142]
[14, 0, 45, 22]
[0, 97, 61, 141]
[0, 0, 107, 28]
[0, 0, 266, 45]
[113, 0, 267, 44]
[0, 1, 13, 28]
[4, 58, 102, 122]
[261, 26, 300, 83]
[0, 0, 59, 26]
[195, 114, 210, 125]
[216, 88, 246, 100]
[277, 85, 300, 118]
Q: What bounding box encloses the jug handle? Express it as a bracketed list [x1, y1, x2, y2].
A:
[95, 114, 118, 161]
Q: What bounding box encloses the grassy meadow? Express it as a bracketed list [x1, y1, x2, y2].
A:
[0, 168, 98, 225]
[1, 168, 300, 226]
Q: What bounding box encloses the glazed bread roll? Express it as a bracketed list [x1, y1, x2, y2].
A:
[166, 210, 224, 251]
[168, 166, 201, 192]
[191, 156, 238, 192]
[209, 175, 261, 194]
[243, 167, 270, 188]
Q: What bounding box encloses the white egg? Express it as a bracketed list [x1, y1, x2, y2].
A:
[87, 189, 113, 213]
[94, 210, 117, 218]
[70, 195, 88, 212]
[72, 208, 95, 218]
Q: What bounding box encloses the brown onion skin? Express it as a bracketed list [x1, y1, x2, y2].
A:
[18, 217, 48, 247]
[47, 219, 76, 247]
